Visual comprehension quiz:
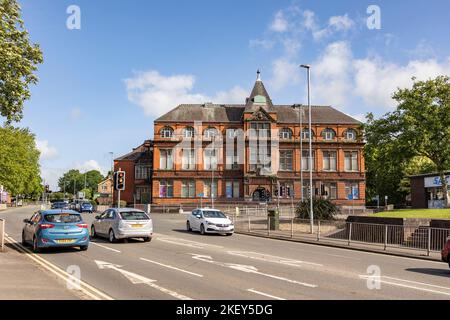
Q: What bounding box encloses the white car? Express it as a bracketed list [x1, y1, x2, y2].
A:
[186, 209, 234, 236]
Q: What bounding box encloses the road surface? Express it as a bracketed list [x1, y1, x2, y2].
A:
[1, 206, 449, 300]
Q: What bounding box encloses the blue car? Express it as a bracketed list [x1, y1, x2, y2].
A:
[21, 210, 89, 253]
[79, 202, 93, 213]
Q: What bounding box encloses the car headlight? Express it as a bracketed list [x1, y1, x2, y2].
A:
[206, 221, 215, 226]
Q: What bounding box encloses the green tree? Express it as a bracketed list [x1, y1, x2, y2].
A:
[0, 0, 43, 124]
[0, 126, 42, 196]
[364, 76, 450, 207]
[58, 169, 104, 199]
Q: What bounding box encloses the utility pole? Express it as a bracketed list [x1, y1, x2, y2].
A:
[301, 64, 314, 234]
[299, 104, 304, 201]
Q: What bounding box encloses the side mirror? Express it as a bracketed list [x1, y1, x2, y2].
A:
[95, 215, 100, 220]
[196, 215, 202, 219]
[23, 219, 30, 224]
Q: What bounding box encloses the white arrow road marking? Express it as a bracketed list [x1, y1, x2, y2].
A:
[247, 289, 286, 300]
[359, 275, 450, 296]
[90, 242, 121, 253]
[190, 254, 317, 288]
[94, 260, 192, 300]
[227, 251, 323, 268]
[140, 258, 203, 277]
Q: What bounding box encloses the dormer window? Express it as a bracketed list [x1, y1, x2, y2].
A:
[279, 128, 293, 140]
[322, 128, 336, 141]
[160, 126, 174, 138]
[344, 129, 357, 141]
[204, 127, 218, 139]
[301, 128, 315, 140]
[183, 126, 195, 138]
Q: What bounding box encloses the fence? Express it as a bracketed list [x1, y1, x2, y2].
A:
[232, 215, 450, 257]
[0, 219, 5, 252]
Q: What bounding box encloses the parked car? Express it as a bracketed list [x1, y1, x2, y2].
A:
[186, 208, 234, 236]
[21, 210, 89, 253]
[91, 208, 153, 243]
[51, 202, 70, 210]
[441, 237, 450, 267]
[79, 201, 94, 213]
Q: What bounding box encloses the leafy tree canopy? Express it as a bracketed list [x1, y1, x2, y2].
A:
[0, 0, 43, 124]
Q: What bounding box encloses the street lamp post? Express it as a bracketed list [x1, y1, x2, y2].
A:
[300, 64, 314, 234]
[299, 104, 304, 202]
[110, 152, 114, 206]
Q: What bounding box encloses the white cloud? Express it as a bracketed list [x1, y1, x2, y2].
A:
[302, 10, 317, 31]
[313, 14, 355, 41]
[76, 160, 108, 176]
[353, 57, 450, 109]
[40, 167, 65, 191]
[270, 10, 289, 33]
[125, 70, 247, 117]
[36, 140, 58, 160]
[313, 41, 353, 106]
[249, 39, 275, 50]
[269, 58, 300, 91]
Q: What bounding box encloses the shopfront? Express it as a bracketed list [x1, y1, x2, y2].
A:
[410, 172, 450, 209]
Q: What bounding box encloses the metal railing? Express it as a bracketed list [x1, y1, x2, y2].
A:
[0, 219, 5, 252]
[233, 215, 450, 257]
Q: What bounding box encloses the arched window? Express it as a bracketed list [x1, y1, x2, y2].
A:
[321, 128, 336, 141]
[204, 127, 218, 139]
[183, 126, 195, 138]
[279, 128, 293, 140]
[160, 126, 174, 138]
[301, 128, 315, 140]
[344, 129, 357, 141]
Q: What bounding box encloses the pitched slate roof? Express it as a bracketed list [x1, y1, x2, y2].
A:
[155, 104, 361, 124]
[115, 140, 153, 161]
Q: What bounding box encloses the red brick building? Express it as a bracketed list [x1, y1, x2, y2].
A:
[113, 140, 153, 206]
[151, 72, 366, 207]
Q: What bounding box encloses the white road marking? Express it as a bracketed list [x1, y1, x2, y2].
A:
[247, 289, 286, 300]
[91, 242, 121, 253]
[227, 251, 323, 268]
[4, 236, 113, 300]
[140, 257, 203, 277]
[156, 235, 223, 249]
[190, 254, 317, 288]
[359, 275, 450, 296]
[95, 260, 192, 300]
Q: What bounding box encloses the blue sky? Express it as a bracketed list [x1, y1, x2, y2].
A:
[15, 0, 450, 189]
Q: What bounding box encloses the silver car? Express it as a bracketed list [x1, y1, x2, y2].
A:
[91, 208, 153, 243]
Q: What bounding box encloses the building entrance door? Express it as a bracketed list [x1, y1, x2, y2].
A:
[253, 188, 270, 202]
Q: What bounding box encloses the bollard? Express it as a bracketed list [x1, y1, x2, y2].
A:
[248, 215, 251, 232]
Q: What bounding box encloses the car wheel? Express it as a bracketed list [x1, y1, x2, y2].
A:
[143, 237, 152, 242]
[200, 224, 205, 235]
[108, 229, 117, 243]
[91, 225, 97, 239]
[186, 221, 192, 232]
[80, 245, 88, 251]
[32, 237, 40, 253]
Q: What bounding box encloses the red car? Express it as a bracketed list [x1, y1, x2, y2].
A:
[441, 237, 450, 267]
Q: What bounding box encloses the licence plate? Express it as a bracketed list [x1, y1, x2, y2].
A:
[56, 239, 75, 244]
[131, 224, 143, 228]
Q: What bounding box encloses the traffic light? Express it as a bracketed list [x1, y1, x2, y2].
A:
[114, 171, 126, 191]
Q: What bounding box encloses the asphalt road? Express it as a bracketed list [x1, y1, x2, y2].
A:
[1, 206, 450, 300]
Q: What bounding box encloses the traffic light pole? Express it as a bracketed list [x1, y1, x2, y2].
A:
[118, 189, 121, 209]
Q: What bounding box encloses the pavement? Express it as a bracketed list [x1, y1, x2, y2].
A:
[1, 206, 450, 300]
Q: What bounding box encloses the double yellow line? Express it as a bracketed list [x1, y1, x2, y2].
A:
[4, 234, 114, 300]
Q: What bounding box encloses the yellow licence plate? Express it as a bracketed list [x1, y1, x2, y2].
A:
[131, 224, 143, 228]
[56, 239, 75, 244]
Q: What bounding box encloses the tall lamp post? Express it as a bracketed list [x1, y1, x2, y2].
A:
[109, 152, 114, 206]
[300, 64, 314, 234]
[298, 104, 304, 201]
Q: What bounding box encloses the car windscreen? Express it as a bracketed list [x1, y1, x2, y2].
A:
[202, 211, 226, 218]
[44, 213, 82, 223]
[81, 203, 92, 206]
[119, 211, 149, 221]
